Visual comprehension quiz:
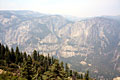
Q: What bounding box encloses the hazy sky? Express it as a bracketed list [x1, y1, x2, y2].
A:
[0, 0, 120, 17]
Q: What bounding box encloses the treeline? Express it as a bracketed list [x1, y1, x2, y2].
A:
[0, 43, 92, 80]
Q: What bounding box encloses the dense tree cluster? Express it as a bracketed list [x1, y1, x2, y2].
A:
[0, 43, 92, 80]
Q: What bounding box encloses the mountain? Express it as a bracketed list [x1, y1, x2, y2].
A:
[1, 43, 92, 80]
[103, 15, 120, 21]
[62, 15, 84, 21]
[0, 10, 120, 80]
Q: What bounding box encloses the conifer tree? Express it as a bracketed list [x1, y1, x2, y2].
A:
[15, 46, 20, 64]
[65, 63, 69, 77]
[10, 48, 16, 63]
[0, 44, 5, 59]
[47, 54, 51, 66]
[70, 70, 73, 77]
[5, 45, 9, 52]
[60, 61, 64, 69]
[5, 51, 11, 65]
[32, 50, 37, 61]
[19, 52, 23, 63]
[80, 74, 83, 79]
[0, 43, 1, 56]
[42, 60, 66, 80]
[22, 55, 34, 80]
[23, 52, 27, 61]
[51, 56, 54, 64]
[85, 70, 89, 80]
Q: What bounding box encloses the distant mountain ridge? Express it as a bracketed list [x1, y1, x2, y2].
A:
[0, 10, 120, 79]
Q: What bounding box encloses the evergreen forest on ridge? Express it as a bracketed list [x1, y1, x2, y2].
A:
[0, 43, 93, 80]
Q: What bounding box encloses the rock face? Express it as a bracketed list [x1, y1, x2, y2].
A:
[0, 10, 120, 79]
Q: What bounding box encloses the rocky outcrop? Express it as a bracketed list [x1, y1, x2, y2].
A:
[0, 10, 120, 79]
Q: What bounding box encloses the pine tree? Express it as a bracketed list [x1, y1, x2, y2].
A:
[32, 50, 37, 61]
[45, 57, 48, 72]
[70, 70, 73, 77]
[5, 45, 9, 52]
[0, 44, 5, 59]
[80, 74, 83, 79]
[51, 56, 54, 64]
[73, 71, 80, 79]
[42, 60, 66, 80]
[85, 70, 89, 80]
[5, 51, 11, 64]
[65, 63, 69, 77]
[0, 43, 1, 57]
[4, 45, 11, 65]
[37, 52, 40, 61]
[39, 54, 44, 66]
[60, 61, 64, 69]
[22, 55, 34, 80]
[47, 53, 51, 66]
[19, 52, 23, 63]
[23, 52, 27, 61]
[10, 48, 16, 63]
[15, 46, 20, 64]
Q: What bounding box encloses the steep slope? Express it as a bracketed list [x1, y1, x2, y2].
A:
[0, 11, 120, 79]
[59, 17, 120, 79]
[0, 10, 70, 54]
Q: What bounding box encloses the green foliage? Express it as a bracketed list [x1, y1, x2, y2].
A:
[0, 72, 27, 80]
[10, 48, 16, 63]
[0, 60, 6, 66]
[60, 61, 64, 69]
[0, 44, 5, 59]
[65, 63, 70, 77]
[0, 43, 93, 80]
[22, 55, 34, 80]
[32, 50, 38, 61]
[84, 71, 89, 80]
[15, 46, 20, 64]
[81, 74, 83, 79]
[9, 63, 18, 69]
[23, 52, 27, 61]
[70, 70, 73, 76]
[42, 60, 66, 80]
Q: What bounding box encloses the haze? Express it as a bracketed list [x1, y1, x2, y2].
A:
[0, 0, 120, 17]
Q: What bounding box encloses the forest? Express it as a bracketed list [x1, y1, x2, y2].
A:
[0, 43, 93, 80]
